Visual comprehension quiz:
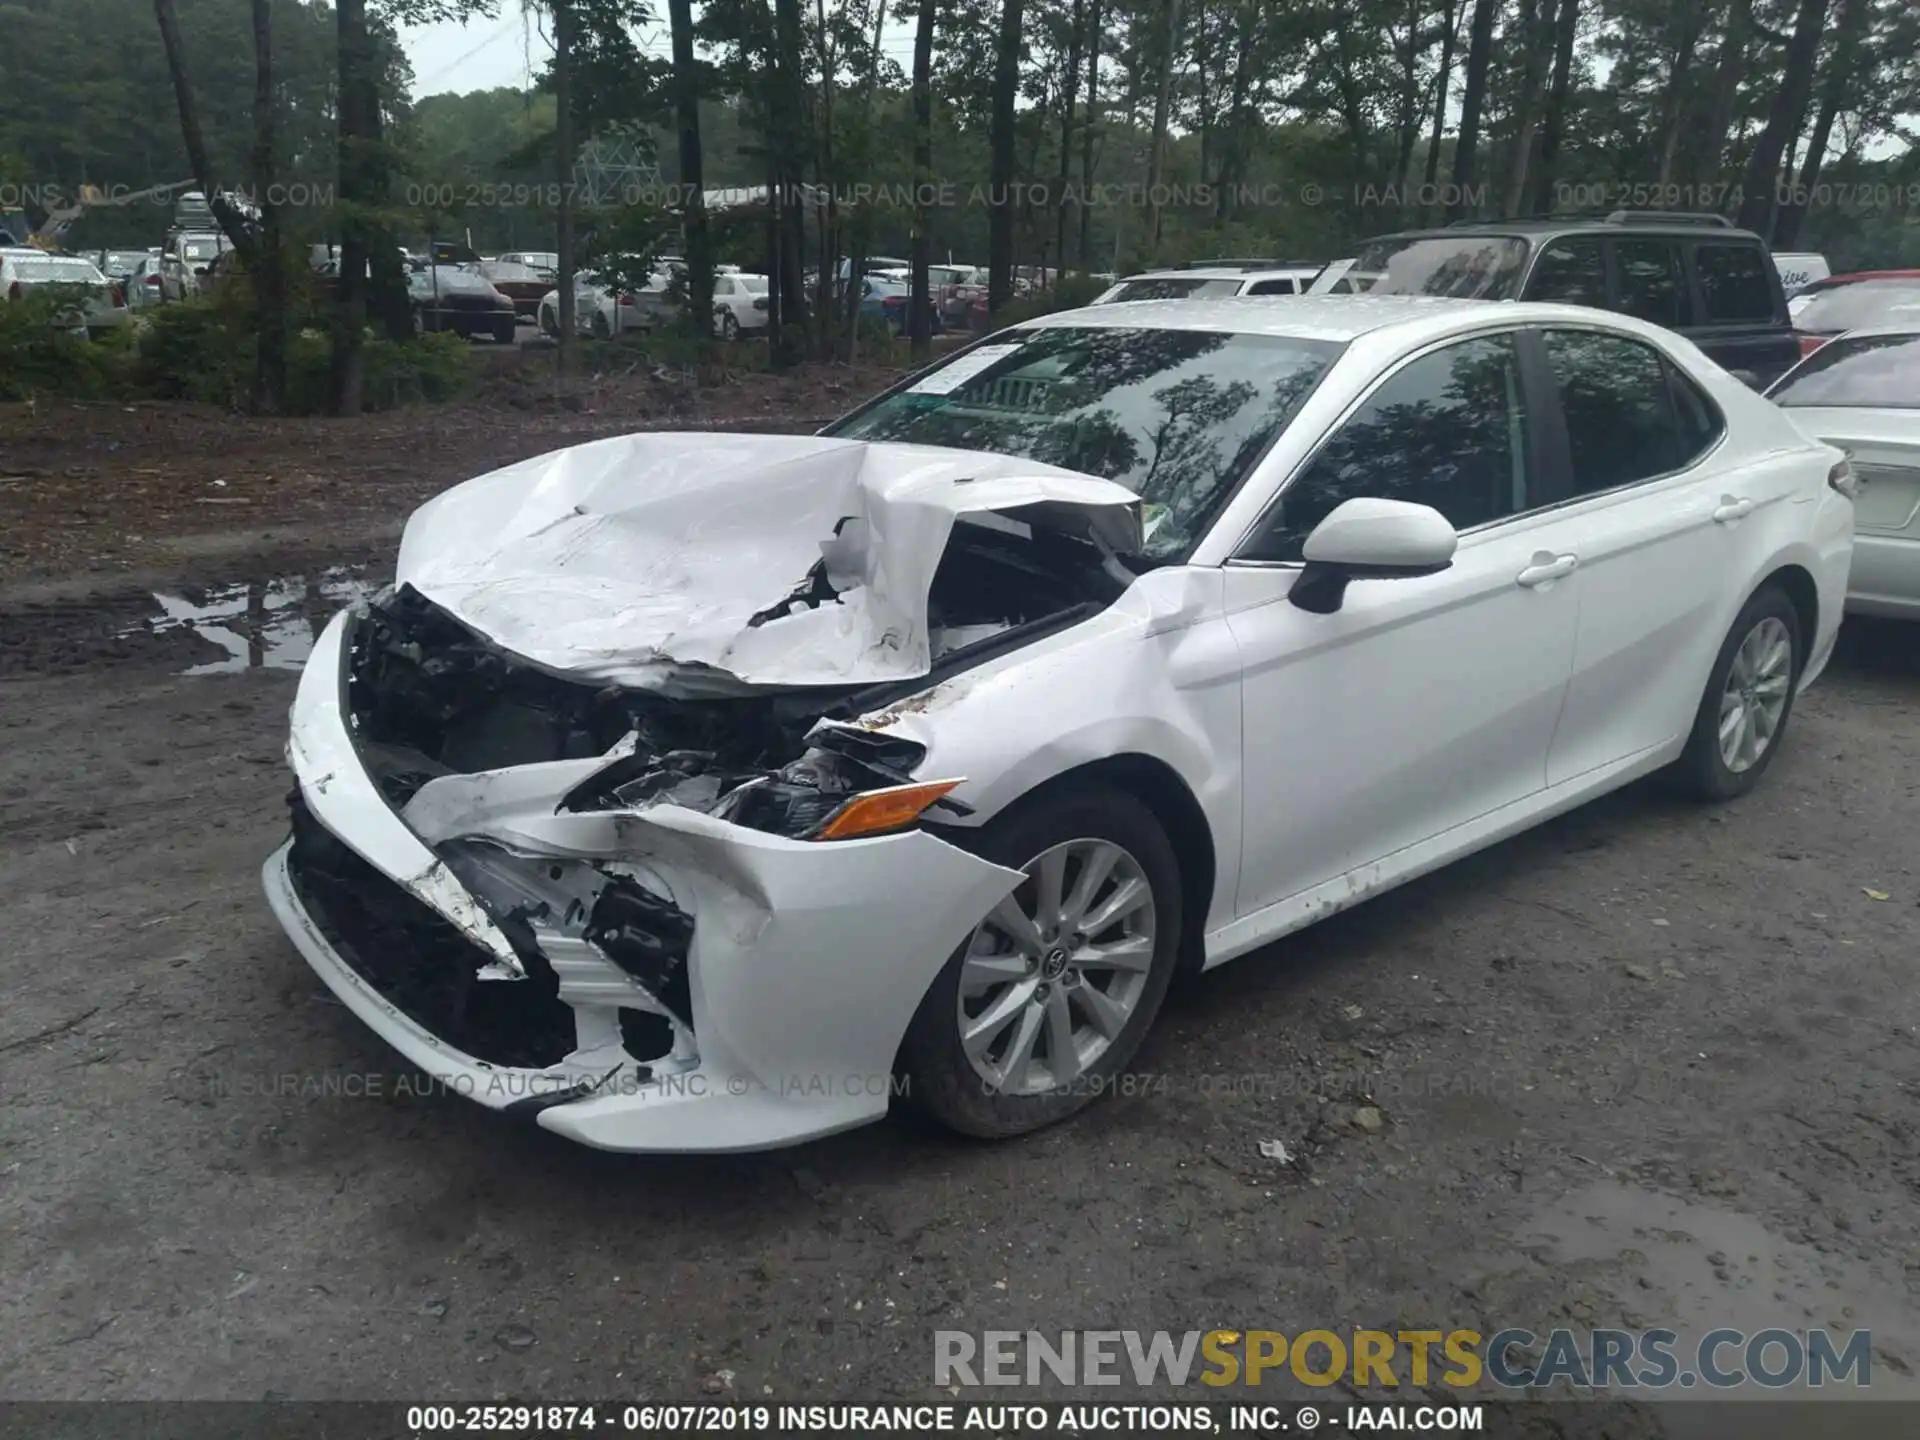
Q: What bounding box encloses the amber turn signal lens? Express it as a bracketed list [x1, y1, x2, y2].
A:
[814, 780, 964, 841]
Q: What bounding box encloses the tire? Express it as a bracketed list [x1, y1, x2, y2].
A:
[719, 309, 739, 340]
[898, 786, 1184, 1139]
[1670, 584, 1803, 801]
[591, 311, 611, 340]
[539, 304, 557, 336]
[493, 319, 515, 344]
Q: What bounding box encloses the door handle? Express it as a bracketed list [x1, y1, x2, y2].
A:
[1516, 552, 1579, 587]
[1714, 496, 1754, 523]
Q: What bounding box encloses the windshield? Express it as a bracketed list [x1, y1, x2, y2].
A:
[822, 325, 1341, 561]
[1105, 276, 1244, 302]
[1769, 333, 1920, 409]
[484, 262, 540, 282]
[436, 267, 496, 293]
[181, 238, 224, 259]
[1794, 280, 1920, 335]
[1347, 236, 1530, 298]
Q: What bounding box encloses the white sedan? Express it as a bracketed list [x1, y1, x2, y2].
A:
[1768, 320, 1920, 618]
[264, 297, 1853, 1153]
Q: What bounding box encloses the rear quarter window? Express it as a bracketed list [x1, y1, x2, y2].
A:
[1693, 243, 1778, 324]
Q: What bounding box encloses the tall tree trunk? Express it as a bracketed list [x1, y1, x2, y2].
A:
[1422, 0, 1461, 218]
[1696, 0, 1756, 191]
[1503, 0, 1548, 217]
[1526, 0, 1579, 214]
[668, 0, 711, 342]
[1653, 5, 1704, 185]
[987, 0, 1024, 312]
[910, 0, 936, 358]
[249, 0, 284, 412]
[1078, 0, 1101, 265]
[153, 0, 264, 371]
[1733, 0, 1829, 233]
[1143, 0, 1182, 256]
[1054, 0, 1085, 272]
[1392, 0, 1422, 195]
[554, 0, 576, 372]
[771, 0, 810, 362]
[1448, 0, 1498, 218]
[1774, 0, 1866, 247]
[1214, 6, 1254, 218]
[329, 0, 371, 414]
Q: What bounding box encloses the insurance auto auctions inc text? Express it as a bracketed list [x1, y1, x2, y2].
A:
[935, 1326, 1874, 1392]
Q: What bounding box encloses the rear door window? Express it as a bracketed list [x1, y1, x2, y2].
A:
[1542, 329, 1721, 494]
[1246, 278, 1297, 295]
[1614, 240, 1689, 327]
[1693, 243, 1777, 324]
[1525, 238, 1608, 306]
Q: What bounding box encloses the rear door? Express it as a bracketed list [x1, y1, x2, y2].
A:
[1529, 326, 1781, 785]
[1686, 238, 1797, 386]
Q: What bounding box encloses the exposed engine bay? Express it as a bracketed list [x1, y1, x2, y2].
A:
[346, 513, 1131, 832]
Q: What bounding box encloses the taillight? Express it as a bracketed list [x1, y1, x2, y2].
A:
[145, 274, 161, 288]
[1797, 333, 1828, 358]
[752, 297, 768, 311]
[112, 284, 127, 307]
[618, 292, 634, 305]
[1828, 459, 1858, 500]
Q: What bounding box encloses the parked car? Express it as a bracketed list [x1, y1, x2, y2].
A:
[160, 231, 231, 302]
[264, 295, 1851, 1153]
[1786, 272, 1920, 356]
[537, 273, 649, 338]
[1332, 211, 1800, 387]
[406, 265, 518, 341]
[498, 251, 558, 278]
[1773, 251, 1831, 305]
[124, 253, 166, 312]
[1768, 320, 1920, 620]
[479, 260, 549, 321]
[1092, 263, 1324, 304]
[711, 272, 771, 338]
[859, 276, 944, 336]
[93, 250, 152, 304]
[2, 252, 129, 334]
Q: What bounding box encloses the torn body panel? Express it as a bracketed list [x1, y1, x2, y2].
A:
[392, 432, 1142, 691]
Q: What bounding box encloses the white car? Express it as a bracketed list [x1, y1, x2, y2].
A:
[160, 230, 230, 301]
[1, 252, 129, 333]
[711, 272, 770, 338]
[1092, 264, 1323, 304]
[1768, 320, 1920, 618]
[537, 273, 647, 337]
[264, 296, 1853, 1154]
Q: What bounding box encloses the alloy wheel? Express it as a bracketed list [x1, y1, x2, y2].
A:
[1719, 615, 1793, 773]
[955, 838, 1156, 1096]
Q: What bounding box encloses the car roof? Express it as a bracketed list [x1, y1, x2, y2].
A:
[1027, 293, 1668, 344]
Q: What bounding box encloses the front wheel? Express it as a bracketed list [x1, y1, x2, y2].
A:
[899, 787, 1184, 1139]
[1670, 584, 1803, 800]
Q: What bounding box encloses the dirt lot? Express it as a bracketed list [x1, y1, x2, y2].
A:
[2, 362, 1917, 1433]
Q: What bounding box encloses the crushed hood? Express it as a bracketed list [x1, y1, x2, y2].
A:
[394, 432, 1142, 689]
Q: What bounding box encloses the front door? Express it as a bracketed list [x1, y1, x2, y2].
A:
[1223, 330, 1579, 917]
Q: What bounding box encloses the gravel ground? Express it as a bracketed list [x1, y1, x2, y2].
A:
[1, 407, 1916, 1432]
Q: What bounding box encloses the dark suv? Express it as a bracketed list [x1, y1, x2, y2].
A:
[1342, 211, 1798, 387]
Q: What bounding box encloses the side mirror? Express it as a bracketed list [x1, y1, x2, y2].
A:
[1290, 497, 1457, 614]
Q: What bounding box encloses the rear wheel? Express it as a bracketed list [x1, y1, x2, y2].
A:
[899, 787, 1184, 1138]
[538, 303, 557, 336]
[1671, 584, 1802, 800]
[591, 310, 611, 340]
[719, 308, 739, 340]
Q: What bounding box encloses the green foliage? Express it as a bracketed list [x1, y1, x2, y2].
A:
[988, 271, 1108, 327]
[0, 292, 130, 401]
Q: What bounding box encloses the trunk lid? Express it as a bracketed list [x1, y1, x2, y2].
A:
[1785, 407, 1920, 535]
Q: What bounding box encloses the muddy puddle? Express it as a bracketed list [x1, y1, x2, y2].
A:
[1513, 1179, 1917, 1434]
[120, 569, 380, 675]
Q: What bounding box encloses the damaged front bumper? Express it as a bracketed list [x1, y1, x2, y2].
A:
[263, 609, 1023, 1152]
